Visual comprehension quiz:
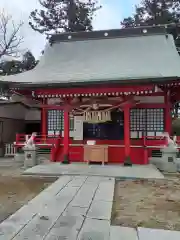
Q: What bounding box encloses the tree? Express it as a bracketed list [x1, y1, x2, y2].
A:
[22, 51, 38, 71]
[29, 0, 101, 36]
[0, 10, 23, 59]
[121, 0, 180, 50]
[0, 51, 38, 76]
[0, 60, 22, 76]
[121, 0, 180, 29]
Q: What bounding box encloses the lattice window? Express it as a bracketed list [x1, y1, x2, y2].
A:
[47, 110, 74, 135]
[130, 109, 146, 138]
[146, 109, 164, 135]
[130, 109, 146, 131]
[130, 108, 164, 138]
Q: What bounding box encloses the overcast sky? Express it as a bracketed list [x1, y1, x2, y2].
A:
[0, 0, 139, 58]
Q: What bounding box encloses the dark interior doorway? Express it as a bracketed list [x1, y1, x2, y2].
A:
[83, 110, 124, 140]
[25, 122, 41, 135]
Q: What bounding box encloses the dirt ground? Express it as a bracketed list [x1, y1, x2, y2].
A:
[0, 164, 56, 223]
[112, 175, 180, 231]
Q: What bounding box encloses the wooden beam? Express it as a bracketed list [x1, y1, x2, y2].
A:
[34, 84, 155, 96]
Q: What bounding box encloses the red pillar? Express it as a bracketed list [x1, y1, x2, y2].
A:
[42, 98, 47, 142]
[124, 103, 132, 165]
[63, 108, 70, 163]
[143, 136, 148, 164]
[165, 91, 171, 135]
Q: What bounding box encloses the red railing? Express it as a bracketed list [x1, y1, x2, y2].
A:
[14, 133, 180, 164]
[15, 134, 59, 147]
[15, 133, 180, 150]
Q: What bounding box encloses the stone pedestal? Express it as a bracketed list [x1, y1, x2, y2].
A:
[160, 144, 178, 173]
[14, 153, 24, 167]
[23, 145, 38, 169]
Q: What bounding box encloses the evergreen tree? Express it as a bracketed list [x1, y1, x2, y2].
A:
[121, 0, 180, 50]
[29, 0, 101, 36]
[0, 51, 38, 76]
[121, 0, 180, 28]
[0, 60, 22, 76]
[22, 51, 37, 71]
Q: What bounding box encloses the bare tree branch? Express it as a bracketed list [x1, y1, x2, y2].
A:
[0, 10, 24, 59]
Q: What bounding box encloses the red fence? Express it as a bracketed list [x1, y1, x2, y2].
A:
[14, 134, 180, 164]
[15, 134, 58, 147]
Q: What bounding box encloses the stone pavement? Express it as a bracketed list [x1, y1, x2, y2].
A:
[0, 175, 179, 239]
[23, 163, 164, 179]
[0, 176, 114, 240]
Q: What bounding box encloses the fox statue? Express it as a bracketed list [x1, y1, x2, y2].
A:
[161, 132, 177, 147]
[24, 132, 37, 148]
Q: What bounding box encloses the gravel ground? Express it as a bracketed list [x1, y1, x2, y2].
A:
[112, 176, 180, 231]
[0, 160, 56, 223]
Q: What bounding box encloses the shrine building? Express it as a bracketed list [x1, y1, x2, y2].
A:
[1, 26, 180, 164]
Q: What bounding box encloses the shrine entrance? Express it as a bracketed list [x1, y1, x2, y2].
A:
[83, 109, 124, 140]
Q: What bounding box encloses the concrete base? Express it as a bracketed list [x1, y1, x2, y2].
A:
[14, 153, 24, 167]
[23, 163, 164, 179]
[150, 157, 179, 173]
[24, 150, 38, 169]
[124, 156, 132, 166]
[62, 154, 70, 164]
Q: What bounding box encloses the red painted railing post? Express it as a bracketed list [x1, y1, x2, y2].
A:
[62, 108, 70, 164]
[42, 98, 47, 143]
[124, 103, 131, 165]
[165, 91, 171, 135]
[143, 136, 148, 164]
[16, 134, 20, 144]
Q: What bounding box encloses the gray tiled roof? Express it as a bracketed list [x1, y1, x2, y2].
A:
[1, 31, 180, 85]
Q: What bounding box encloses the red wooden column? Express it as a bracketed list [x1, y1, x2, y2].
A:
[165, 91, 171, 135]
[42, 98, 47, 142]
[62, 108, 70, 164]
[123, 103, 132, 165]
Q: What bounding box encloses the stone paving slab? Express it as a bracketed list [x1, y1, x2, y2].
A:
[110, 226, 138, 240]
[62, 206, 88, 217]
[23, 163, 164, 179]
[13, 184, 82, 239]
[71, 181, 99, 208]
[0, 205, 36, 240]
[44, 215, 84, 240]
[77, 218, 110, 240]
[26, 176, 73, 206]
[85, 176, 108, 183]
[138, 227, 180, 240]
[67, 176, 87, 187]
[87, 200, 112, 220]
[44, 226, 77, 239]
[94, 179, 115, 202]
[0, 176, 73, 240]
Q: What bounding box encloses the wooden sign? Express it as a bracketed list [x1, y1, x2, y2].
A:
[74, 116, 83, 140]
[83, 110, 111, 123]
